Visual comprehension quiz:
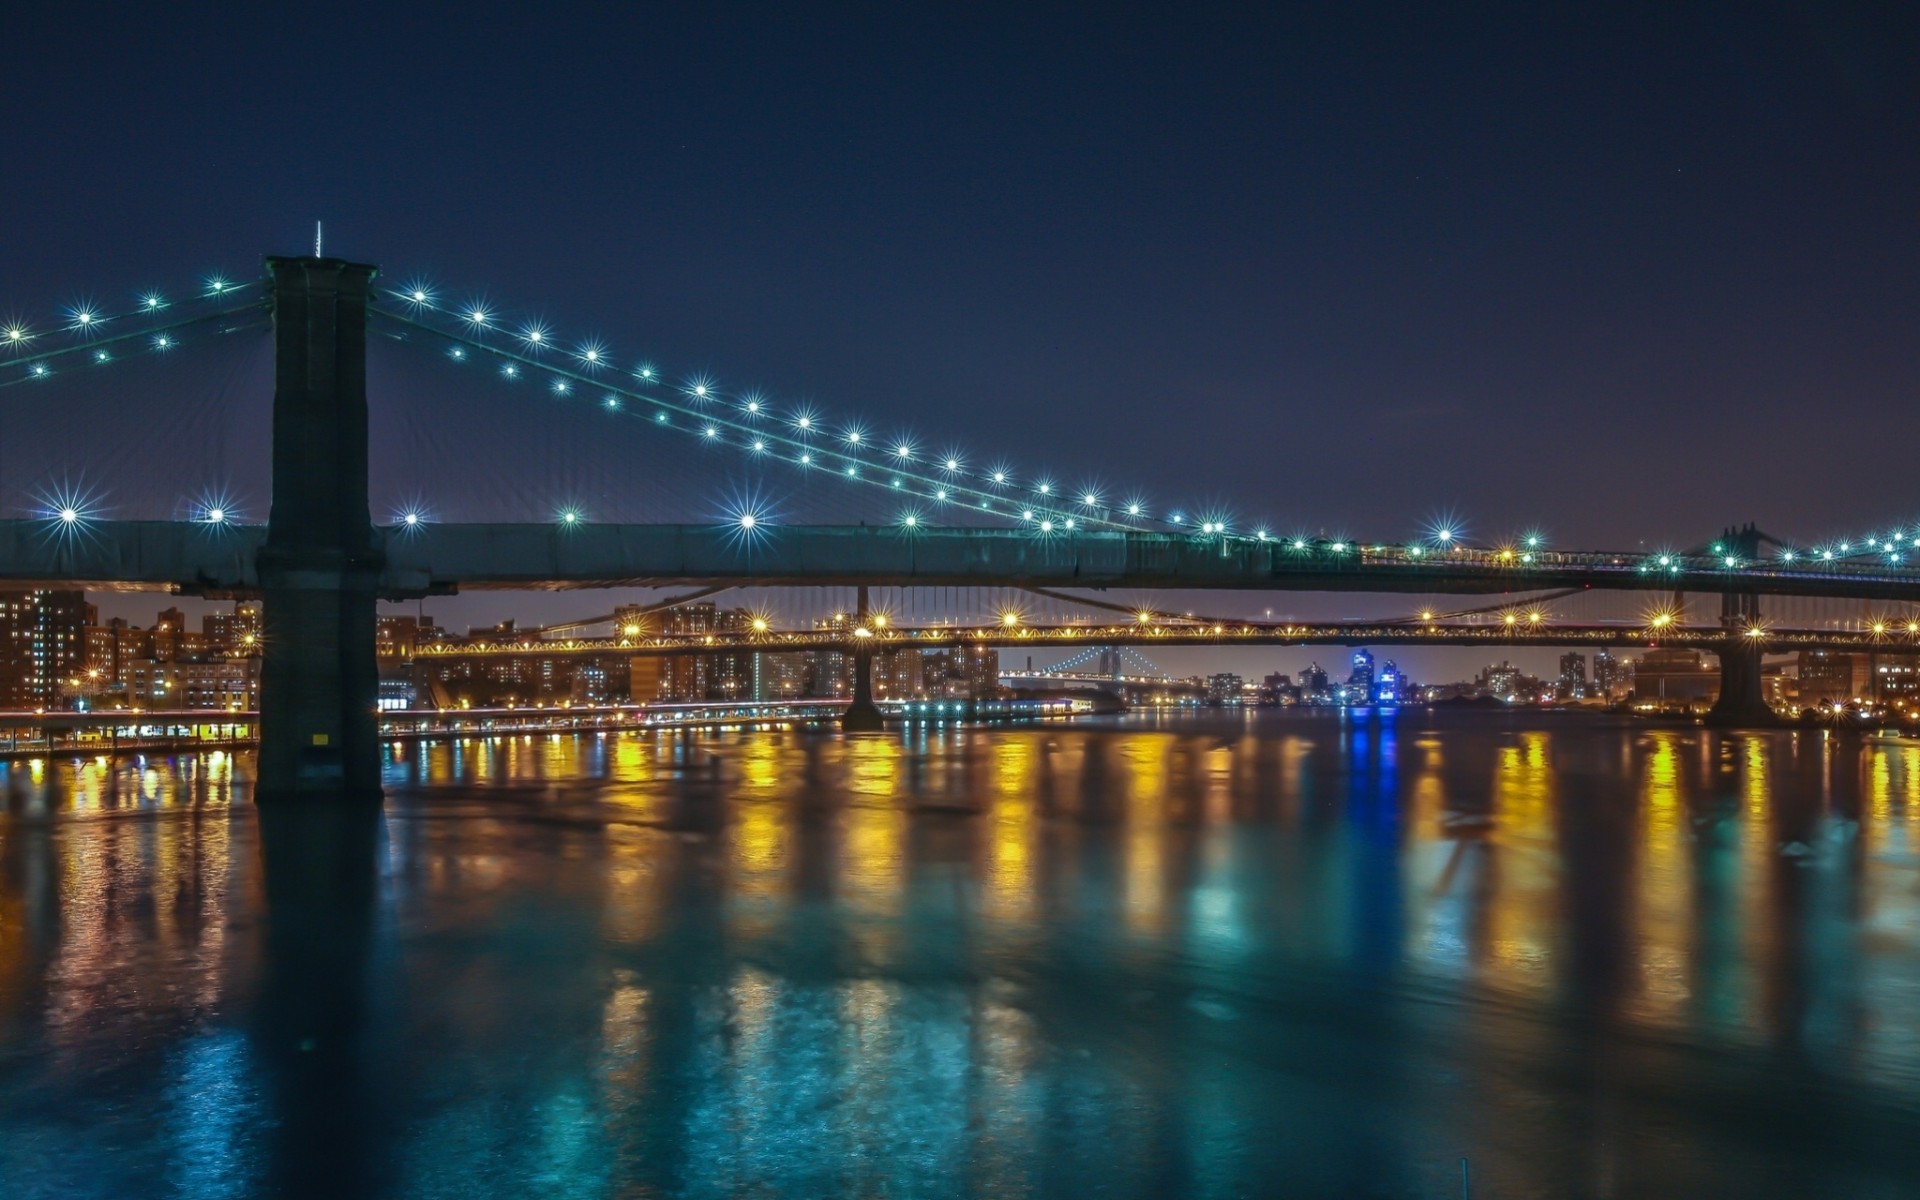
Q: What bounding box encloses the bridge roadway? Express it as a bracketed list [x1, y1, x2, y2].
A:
[410, 619, 1919, 659]
[10, 520, 1920, 602]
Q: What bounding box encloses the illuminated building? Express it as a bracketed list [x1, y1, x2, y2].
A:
[833, 645, 999, 700]
[1479, 661, 1524, 700]
[926, 645, 1000, 699]
[1205, 673, 1244, 705]
[1343, 649, 1374, 704]
[1796, 651, 1855, 707]
[175, 658, 259, 709]
[873, 647, 926, 698]
[629, 655, 668, 701]
[1632, 648, 1718, 707]
[377, 674, 417, 712]
[1868, 654, 1920, 707]
[1592, 649, 1629, 699]
[151, 606, 202, 662]
[1297, 662, 1330, 703]
[570, 660, 611, 704]
[203, 601, 263, 652]
[1374, 659, 1403, 703]
[1763, 663, 1796, 710]
[648, 603, 756, 701]
[1557, 652, 1587, 700]
[85, 618, 145, 684]
[807, 648, 852, 698]
[376, 612, 439, 658]
[0, 590, 91, 709]
[753, 652, 810, 700]
[1258, 671, 1298, 705]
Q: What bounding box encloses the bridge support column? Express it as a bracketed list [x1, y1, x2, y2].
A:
[842, 584, 886, 732]
[256, 257, 385, 801]
[1705, 540, 1778, 727]
[1707, 640, 1777, 727]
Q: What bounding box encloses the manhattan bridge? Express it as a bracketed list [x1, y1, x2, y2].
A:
[4, 254, 1919, 798]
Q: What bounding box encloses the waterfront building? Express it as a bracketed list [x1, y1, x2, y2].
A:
[0, 590, 91, 709]
[1480, 661, 1523, 700]
[1206, 673, 1244, 705]
[1346, 649, 1374, 703]
[1633, 648, 1719, 707]
[1297, 663, 1330, 702]
[1867, 654, 1920, 707]
[753, 652, 810, 700]
[1374, 659, 1403, 703]
[1797, 651, 1855, 707]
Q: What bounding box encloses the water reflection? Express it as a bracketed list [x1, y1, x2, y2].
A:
[2, 712, 1920, 1196]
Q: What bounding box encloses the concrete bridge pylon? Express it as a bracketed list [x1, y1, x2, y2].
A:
[1706, 523, 1780, 728]
[255, 256, 385, 800]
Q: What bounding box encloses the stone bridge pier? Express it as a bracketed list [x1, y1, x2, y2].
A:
[842, 584, 886, 731]
[1706, 523, 1779, 727]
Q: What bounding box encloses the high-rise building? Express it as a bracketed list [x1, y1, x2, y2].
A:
[873, 647, 926, 698]
[1344, 649, 1374, 704]
[1592, 649, 1628, 699]
[1298, 663, 1329, 701]
[629, 655, 668, 702]
[571, 661, 611, 705]
[1557, 652, 1588, 699]
[753, 653, 810, 700]
[1374, 659, 1402, 703]
[807, 648, 851, 698]
[0, 590, 91, 709]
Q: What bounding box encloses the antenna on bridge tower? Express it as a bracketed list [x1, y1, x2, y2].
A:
[314, 221, 323, 258]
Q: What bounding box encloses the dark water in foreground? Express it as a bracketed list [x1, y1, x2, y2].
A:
[3, 710, 1920, 1198]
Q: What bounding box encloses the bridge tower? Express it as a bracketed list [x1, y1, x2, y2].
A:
[256, 257, 385, 800]
[1706, 523, 1777, 727]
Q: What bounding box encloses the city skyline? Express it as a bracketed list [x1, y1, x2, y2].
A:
[18, 589, 1909, 720]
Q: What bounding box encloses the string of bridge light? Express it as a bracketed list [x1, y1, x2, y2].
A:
[368, 279, 1221, 535]
[6, 268, 1917, 573]
[367, 283, 1920, 572]
[0, 276, 268, 389]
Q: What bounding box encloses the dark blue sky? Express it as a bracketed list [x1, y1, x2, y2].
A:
[5, 3, 1917, 677]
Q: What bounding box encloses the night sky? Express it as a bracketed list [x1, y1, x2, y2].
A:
[5, 3, 1917, 680]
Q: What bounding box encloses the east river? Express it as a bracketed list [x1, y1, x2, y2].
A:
[2, 710, 1919, 1198]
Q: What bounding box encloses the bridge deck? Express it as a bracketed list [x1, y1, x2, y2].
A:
[6, 521, 1920, 601]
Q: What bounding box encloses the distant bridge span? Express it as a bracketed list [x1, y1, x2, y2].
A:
[410, 620, 1920, 659]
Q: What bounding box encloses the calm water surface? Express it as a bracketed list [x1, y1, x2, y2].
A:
[3, 710, 1920, 1198]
